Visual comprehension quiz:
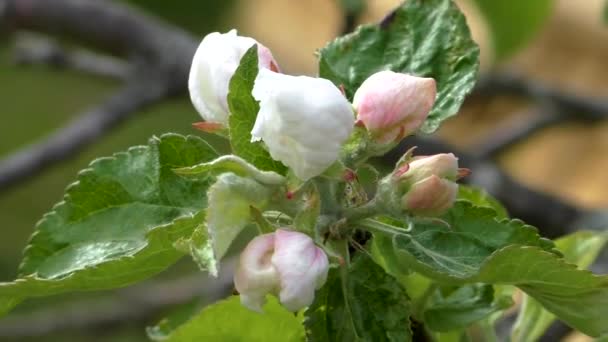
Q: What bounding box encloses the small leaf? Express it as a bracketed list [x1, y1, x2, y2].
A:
[457, 185, 508, 219]
[187, 225, 217, 276]
[175, 155, 285, 185]
[293, 186, 321, 236]
[227, 45, 287, 173]
[165, 296, 304, 341]
[147, 298, 204, 341]
[423, 284, 513, 332]
[305, 254, 412, 342]
[472, 0, 553, 60]
[319, 0, 479, 133]
[511, 231, 608, 341]
[206, 173, 274, 261]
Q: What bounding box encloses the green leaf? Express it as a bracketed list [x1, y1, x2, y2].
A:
[147, 298, 206, 341]
[511, 231, 608, 341]
[165, 296, 304, 341]
[0, 212, 205, 316]
[371, 230, 411, 281]
[388, 201, 555, 281]
[458, 185, 508, 219]
[305, 254, 412, 341]
[319, 0, 479, 133]
[0, 134, 218, 317]
[423, 284, 513, 332]
[472, 0, 553, 60]
[206, 172, 275, 261]
[174, 155, 285, 185]
[476, 246, 608, 337]
[393, 236, 608, 336]
[227, 45, 287, 173]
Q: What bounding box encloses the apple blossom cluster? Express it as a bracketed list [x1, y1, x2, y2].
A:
[188, 30, 461, 312]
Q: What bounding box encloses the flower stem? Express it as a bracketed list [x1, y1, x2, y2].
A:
[342, 198, 381, 222]
[354, 218, 411, 236]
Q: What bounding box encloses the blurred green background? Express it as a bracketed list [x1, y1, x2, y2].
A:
[1, 0, 607, 341]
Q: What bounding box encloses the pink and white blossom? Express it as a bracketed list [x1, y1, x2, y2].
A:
[353, 71, 436, 144]
[251, 69, 354, 180]
[188, 30, 279, 125]
[234, 229, 329, 312]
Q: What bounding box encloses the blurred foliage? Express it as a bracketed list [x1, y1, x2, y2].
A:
[472, 0, 553, 60]
[119, 0, 237, 34]
[0, 2, 235, 340]
[0, 0, 233, 282]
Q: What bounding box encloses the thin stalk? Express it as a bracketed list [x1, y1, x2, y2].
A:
[355, 218, 410, 236]
[343, 198, 380, 222]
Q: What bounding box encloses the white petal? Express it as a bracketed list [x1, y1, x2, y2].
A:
[271, 229, 329, 311]
[189, 30, 279, 125]
[234, 233, 279, 312]
[251, 69, 355, 180]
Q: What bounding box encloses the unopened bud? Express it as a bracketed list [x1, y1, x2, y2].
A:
[189, 30, 279, 125]
[378, 153, 459, 217]
[234, 229, 329, 312]
[353, 71, 436, 144]
[251, 69, 355, 180]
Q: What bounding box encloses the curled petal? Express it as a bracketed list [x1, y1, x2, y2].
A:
[354, 71, 436, 144]
[402, 175, 458, 216]
[404, 153, 459, 182]
[234, 233, 279, 312]
[189, 30, 279, 124]
[251, 69, 355, 180]
[271, 229, 329, 311]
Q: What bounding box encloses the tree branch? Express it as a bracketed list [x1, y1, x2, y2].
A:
[0, 81, 167, 192]
[473, 104, 565, 159]
[474, 72, 608, 121]
[12, 33, 130, 79]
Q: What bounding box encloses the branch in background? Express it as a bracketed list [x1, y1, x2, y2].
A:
[474, 72, 608, 121]
[0, 0, 200, 192]
[0, 82, 167, 192]
[0, 1, 607, 340]
[472, 104, 564, 159]
[13, 33, 130, 80]
[0, 261, 236, 339]
[339, 0, 366, 35]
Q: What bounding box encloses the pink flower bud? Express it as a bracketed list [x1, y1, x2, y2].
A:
[401, 175, 458, 216]
[401, 153, 459, 183]
[378, 153, 460, 217]
[353, 71, 436, 144]
[397, 153, 459, 216]
[189, 30, 279, 125]
[234, 229, 329, 312]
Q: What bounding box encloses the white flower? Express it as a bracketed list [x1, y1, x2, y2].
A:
[188, 29, 279, 125]
[234, 229, 329, 312]
[353, 71, 436, 144]
[251, 69, 355, 180]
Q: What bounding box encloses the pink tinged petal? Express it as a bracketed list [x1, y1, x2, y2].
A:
[251, 69, 355, 180]
[234, 233, 279, 312]
[402, 175, 458, 216]
[405, 153, 459, 182]
[188, 30, 279, 125]
[353, 71, 437, 144]
[271, 229, 329, 312]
